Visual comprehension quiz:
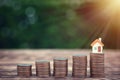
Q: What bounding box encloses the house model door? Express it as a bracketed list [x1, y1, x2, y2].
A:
[98, 46, 101, 52]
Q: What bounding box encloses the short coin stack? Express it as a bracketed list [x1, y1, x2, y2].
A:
[72, 54, 87, 78]
[17, 64, 32, 77]
[36, 60, 50, 78]
[53, 58, 68, 78]
[90, 53, 105, 78]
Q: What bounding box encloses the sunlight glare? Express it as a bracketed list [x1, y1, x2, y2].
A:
[108, 0, 120, 11]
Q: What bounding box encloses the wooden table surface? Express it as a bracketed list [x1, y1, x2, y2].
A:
[0, 49, 120, 80]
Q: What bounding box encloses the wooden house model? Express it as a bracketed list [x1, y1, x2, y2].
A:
[91, 38, 104, 53]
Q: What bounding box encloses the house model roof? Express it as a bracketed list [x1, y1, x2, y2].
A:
[91, 38, 104, 46]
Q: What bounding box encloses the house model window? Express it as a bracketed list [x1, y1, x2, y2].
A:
[91, 38, 104, 53]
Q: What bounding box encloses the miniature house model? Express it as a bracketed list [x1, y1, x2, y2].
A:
[91, 38, 104, 53]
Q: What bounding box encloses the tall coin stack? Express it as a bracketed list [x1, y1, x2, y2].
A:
[90, 53, 105, 78]
[72, 54, 87, 78]
[36, 60, 51, 78]
[17, 64, 32, 77]
[53, 58, 68, 78]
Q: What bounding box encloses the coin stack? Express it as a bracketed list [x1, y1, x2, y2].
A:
[72, 54, 87, 78]
[53, 58, 68, 78]
[90, 53, 105, 78]
[36, 60, 51, 78]
[17, 64, 32, 77]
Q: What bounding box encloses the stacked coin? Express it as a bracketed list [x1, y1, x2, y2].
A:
[72, 54, 87, 78]
[36, 60, 50, 78]
[53, 58, 68, 78]
[17, 64, 32, 77]
[90, 53, 105, 78]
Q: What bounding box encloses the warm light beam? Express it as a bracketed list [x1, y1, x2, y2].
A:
[96, 0, 120, 27]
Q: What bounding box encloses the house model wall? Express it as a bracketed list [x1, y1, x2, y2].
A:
[91, 38, 104, 53]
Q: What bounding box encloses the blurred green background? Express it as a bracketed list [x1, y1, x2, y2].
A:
[0, 0, 120, 49]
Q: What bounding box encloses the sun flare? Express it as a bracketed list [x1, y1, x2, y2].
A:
[79, 0, 120, 44]
[96, 0, 120, 26]
[107, 0, 120, 11]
